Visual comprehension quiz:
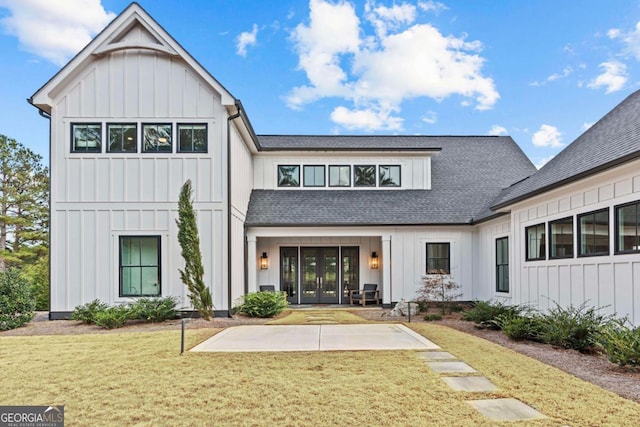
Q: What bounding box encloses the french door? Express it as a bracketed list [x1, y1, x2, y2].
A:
[300, 247, 339, 304]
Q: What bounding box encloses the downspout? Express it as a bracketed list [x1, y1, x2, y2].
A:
[227, 102, 242, 317]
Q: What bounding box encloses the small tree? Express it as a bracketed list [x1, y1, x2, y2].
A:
[176, 180, 213, 320]
[415, 273, 462, 315]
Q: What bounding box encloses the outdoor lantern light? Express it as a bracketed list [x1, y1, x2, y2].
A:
[370, 251, 379, 269]
[260, 252, 268, 269]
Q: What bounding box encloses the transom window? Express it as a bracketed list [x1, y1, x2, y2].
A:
[303, 165, 325, 187]
[108, 123, 137, 152]
[354, 165, 376, 186]
[177, 124, 207, 152]
[278, 165, 300, 187]
[525, 223, 545, 261]
[496, 237, 509, 293]
[549, 217, 573, 259]
[379, 165, 401, 187]
[71, 123, 101, 152]
[329, 165, 350, 187]
[143, 124, 172, 152]
[578, 208, 609, 256]
[120, 236, 161, 297]
[616, 201, 640, 253]
[426, 242, 450, 274]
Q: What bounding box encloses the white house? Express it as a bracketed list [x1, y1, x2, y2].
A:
[30, 3, 640, 324]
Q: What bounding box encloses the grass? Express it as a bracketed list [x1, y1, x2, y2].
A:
[266, 309, 374, 325]
[0, 322, 638, 425]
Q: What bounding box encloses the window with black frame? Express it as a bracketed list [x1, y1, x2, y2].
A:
[578, 208, 609, 256]
[142, 124, 172, 152]
[278, 165, 300, 187]
[71, 123, 101, 152]
[354, 165, 376, 186]
[496, 237, 509, 293]
[120, 236, 161, 297]
[525, 223, 545, 261]
[108, 123, 137, 152]
[177, 124, 207, 152]
[549, 217, 573, 259]
[426, 242, 450, 274]
[616, 201, 640, 253]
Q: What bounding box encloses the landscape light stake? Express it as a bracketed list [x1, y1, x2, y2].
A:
[408, 301, 412, 323]
[181, 318, 185, 354]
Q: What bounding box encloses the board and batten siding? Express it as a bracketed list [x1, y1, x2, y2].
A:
[474, 216, 512, 302]
[509, 158, 640, 324]
[49, 47, 230, 312]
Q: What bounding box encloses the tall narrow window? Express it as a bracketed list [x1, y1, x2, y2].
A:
[278, 165, 300, 187]
[177, 124, 207, 152]
[549, 217, 573, 259]
[496, 237, 509, 293]
[329, 165, 350, 187]
[341, 247, 359, 302]
[525, 223, 545, 261]
[578, 208, 609, 256]
[108, 123, 137, 152]
[616, 201, 640, 253]
[143, 123, 172, 152]
[120, 236, 161, 297]
[303, 165, 325, 187]
[280, 247, 298, 304]
[71, 123, 101, 152]
[354, 165, 376, 187]
[379, 165, 401, 187]
[426, 242, 450, 274]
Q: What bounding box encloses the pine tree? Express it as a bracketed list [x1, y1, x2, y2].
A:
[176, 180, 213, 320]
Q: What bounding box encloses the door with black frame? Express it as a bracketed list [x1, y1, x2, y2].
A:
[300, 247, 339, 304]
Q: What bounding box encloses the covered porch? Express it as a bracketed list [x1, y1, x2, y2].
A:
[246, 227, 392, 306]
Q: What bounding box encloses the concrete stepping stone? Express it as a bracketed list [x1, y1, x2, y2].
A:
[442, 376, 496, 392]
[426, 361, 476, 373]
[416, 351, 456, 361]
[468, 398, 546, 421]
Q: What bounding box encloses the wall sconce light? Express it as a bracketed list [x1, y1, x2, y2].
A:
[260, 252, 268, 269]
[370, 251, 379, 269]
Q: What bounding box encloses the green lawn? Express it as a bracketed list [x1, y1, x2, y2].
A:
[0, 324, 638, 426]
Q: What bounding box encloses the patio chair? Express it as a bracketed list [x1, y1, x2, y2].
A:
[259, 285, 276, 292]
[349, 283, 380, 306]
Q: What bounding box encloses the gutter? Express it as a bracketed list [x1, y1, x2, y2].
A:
[226, 102, 242, 317]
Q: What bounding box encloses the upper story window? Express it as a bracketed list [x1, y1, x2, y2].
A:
[525, 223, 545, 261]
[426, 242, 450, 274]
[329, 165, 350, 187]
[178, 124, 207, 152]
[71, 123, 101, 152]
[379, 165, 401, 187]
[578, 208, 609, 257]
[278, 165, 300, 187]
[616, 201, 640, 253]
[549, 216, 573, 259]
[143, 124, 172, 153]
[108, 123, 137, 153]
[303, 165, 325, 187]
[354, 165, 376, 187]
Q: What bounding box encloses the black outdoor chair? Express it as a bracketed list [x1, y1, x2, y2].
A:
[349, 283, 380, 306]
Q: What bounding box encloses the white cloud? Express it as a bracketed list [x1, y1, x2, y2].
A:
[421, 110, 437, 124]
[534, 155, 555, 169]
[418, 1, 448, 14]
[0, 0, 115, 66]
[532, 124, 564, 148]
[582, 122, 594, 131]
[587, 61, 627, 93]
[488, 125, 507, 136]
[608, 21, 640, 60]
[287, 0, 499, 131]
[330, 105, 403, 131]
[530, 66, 572, 86]
[236, 24, 258, 57]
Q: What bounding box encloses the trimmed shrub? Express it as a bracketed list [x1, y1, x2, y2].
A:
[598, 320, 640, 369]
[537, 302, 614, 353]
[94, 305, 133, 329]
[71, 299, 108, 324]
[461, 300, 524, 329]
[130, 297, 178, 322]
[423, 313, 443, 321]
[236, 291, 288, 318]
[0, 269, 36, 330]
[498, 314, 544, 341]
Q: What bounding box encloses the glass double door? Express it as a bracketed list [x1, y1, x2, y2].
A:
[300, 247, 339, 304]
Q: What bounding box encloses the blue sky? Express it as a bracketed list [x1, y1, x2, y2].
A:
[1, 0, 639, 168]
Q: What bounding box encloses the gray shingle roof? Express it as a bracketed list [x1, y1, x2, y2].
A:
[258, 135, 445, 151]
[246, 136, 536, 226]
[492, 90, 640, 209]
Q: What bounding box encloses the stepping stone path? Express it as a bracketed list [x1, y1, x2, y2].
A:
[415, 350, 547, 422]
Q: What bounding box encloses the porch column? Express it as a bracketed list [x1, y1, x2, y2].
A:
[382, 235, 391, 306]
[247, 235, 258, 293]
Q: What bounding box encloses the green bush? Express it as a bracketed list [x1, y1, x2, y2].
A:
[0, 269, 36, 330]
[94, 305, 133, 329]
[423, 313, 443, 321]
[236, 291, 288, 318]
[71, 299, 108, 324]
[461, 300, 524, 329]
[498, 314, 544, 341]
[130, 297, 178, 322]
[598, 320, 640, 369]
[537, 302, 614, 353]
